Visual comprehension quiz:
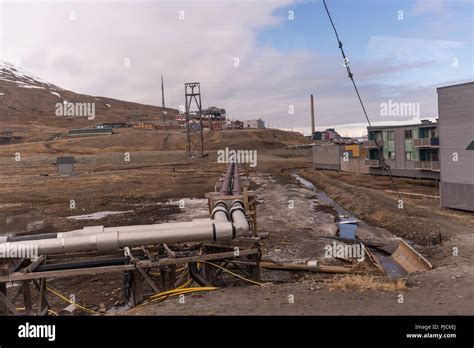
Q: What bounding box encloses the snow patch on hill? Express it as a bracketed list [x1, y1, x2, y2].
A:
[0, 60, 62, 91]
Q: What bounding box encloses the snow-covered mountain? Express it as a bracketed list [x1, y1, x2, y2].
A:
[0, 60, 62, 91]
[0, 60, 177, 127]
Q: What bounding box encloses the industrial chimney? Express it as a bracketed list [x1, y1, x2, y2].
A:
[310, 94, 315, 135]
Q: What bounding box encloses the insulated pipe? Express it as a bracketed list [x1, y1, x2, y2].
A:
[232, 165, 242, 195]
[5, 232, 59, 243]
[211, 201, 229, 223]
[229, 201, 249, 237]
[3, 218, 214, 242]
[0, 164, 251, 257]
[188, 262, 211, 287]
[25, 219, 214, 241]
[220, 163, 234, 195]
[0, 215, 249, 256]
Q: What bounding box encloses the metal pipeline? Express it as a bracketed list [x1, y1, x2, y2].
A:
[220, 163, 234, 195]
[0, 164, 250, 257]
[232, 165, 242, 195]
[0, 207, 249, 258]
[188, 262, 211, 287]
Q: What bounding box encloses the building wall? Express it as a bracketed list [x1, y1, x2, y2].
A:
[341, 157, 369, 174]
[58, 163, 73, 175]
[367, 124, 439, 179]
[313, 145, 342, 170]
[69, 128, 113, 136]
[243, 119, 265, 129]
[368, 167, 439, 179]
[343, 144, 360, 158]
[438, 82, 474, 211]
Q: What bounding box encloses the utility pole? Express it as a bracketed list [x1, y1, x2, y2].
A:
[310, 94, 315, 135]
[161, 75, 166, 122]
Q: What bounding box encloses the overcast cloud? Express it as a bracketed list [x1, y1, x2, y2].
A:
[0, 0, 472, 136]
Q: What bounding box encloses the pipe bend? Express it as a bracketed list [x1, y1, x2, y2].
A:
[230, 211, 250, 238]
[188, 262, 211, 287]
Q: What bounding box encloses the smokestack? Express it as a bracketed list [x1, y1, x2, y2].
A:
[310, 94, 315, 135]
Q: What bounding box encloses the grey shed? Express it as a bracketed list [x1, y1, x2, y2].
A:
[57, 157, 74, 175]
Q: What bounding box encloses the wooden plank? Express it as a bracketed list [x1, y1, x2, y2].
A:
[156, 248, 258, 266]
[385, 190, 440, 198]
[0, 249, 259, 282]
[131, 270, 143, 306]
[11, 283, 24, 304]
[22, 255, 46, 273]
[0, 292, 19, 315]
[0, 269, 8, 315]
[36, 278, 47, 316]
[135, 265, 160, 293]
[22, 281, 33, 315]
[0, 264, 139, 282]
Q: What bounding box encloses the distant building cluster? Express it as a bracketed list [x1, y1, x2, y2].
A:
[311, 82, 474, 212]
[175, 112, 265, 131]
[66, 105, 266, 136]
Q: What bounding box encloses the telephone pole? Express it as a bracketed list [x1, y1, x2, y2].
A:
[161, 75, 166, 122]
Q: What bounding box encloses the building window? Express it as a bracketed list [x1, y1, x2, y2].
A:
[404, 130, 412, 139]
[405, 151, 413, 160]
[387, 131, 395, 140]
[387, 151, 395, 160]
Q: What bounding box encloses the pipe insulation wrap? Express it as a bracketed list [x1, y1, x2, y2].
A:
[0, 163, 251, 257]
[0, 217, 246, 256]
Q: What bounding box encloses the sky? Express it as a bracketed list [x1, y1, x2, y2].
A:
[0, 0, 472, 136]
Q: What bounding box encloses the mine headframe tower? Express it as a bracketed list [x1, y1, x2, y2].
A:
[184, 82, 204, 157]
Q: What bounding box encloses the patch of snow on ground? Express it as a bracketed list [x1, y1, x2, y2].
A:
[18, 85, 45, 89]
[67, 210, 134, 220]
[0, 60, 62, 90]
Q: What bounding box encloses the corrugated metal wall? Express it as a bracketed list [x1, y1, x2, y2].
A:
[312, 145, 342, 170]
[438, 82, 474, 211]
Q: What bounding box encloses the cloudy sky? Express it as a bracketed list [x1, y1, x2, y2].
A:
[0, 0, 472, 135]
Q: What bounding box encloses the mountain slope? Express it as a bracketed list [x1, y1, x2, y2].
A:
[0, 60, 178, 130]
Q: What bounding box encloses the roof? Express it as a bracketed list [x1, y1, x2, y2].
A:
[368, 121, 437, 130]
[437, 81, 474, 91]
[57, 157, 74, 164]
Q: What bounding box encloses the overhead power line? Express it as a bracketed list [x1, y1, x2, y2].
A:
[322, 0, 416, 233]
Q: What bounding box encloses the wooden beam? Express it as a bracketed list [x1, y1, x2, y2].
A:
[0, 249, 259, 282]
[134, 265, 160, 294]
[22, 281, 33, 315]
[36, 279, 48, 316]
[0, 292, 19, 315]
[21, 255, 46, 273]
[0, 269, 8, 315]
[131, 270, 143, 306]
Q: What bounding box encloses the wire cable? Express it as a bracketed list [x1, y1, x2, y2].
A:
[47, 285, 98, 315]
[322, 0, 416, 233]
[202, 261, 264, 286]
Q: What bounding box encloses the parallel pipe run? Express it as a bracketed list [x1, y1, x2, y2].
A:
[232, 165, 242, 195]
[0, 163, 250, 257]
[220, 163, 235, 195]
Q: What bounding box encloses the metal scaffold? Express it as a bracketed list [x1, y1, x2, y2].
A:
[184, 82, 204, 158]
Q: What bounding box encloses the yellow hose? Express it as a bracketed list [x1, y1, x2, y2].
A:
[202, 261, 264, 286]
[47, 286, 98, 315]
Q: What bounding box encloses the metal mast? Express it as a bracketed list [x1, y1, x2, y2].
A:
[184, 82, 204, 157]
